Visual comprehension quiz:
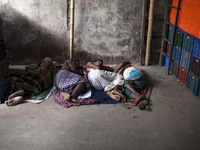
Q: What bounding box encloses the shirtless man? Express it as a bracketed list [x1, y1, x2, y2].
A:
[86, 59, 114, 72]
[55, 58, 90, 104]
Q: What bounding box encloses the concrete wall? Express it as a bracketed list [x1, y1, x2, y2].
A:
[0, 0, 144, 65]
[0, 0, 68, 64]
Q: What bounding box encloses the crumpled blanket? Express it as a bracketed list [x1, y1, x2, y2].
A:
[14, 68, 53, 95]
[53, 89, 95, 108]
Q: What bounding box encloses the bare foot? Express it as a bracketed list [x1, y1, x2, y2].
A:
[8, 90, 24, 99]
[111, 90, 126, 100]
[135, 95, 146, 106]
[68, 98, 81, 104]
[5, 96, 24, 106]
[138, 99, 148, 110]
[107, 91, 121, 101]
[61, 92, 70, 101]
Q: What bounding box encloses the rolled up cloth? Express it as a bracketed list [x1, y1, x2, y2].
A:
[123, 67, 145, 89]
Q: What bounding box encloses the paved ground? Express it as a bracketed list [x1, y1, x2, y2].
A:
[0, 65, 200, 150]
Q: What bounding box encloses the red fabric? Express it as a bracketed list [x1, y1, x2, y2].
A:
[102, 65, 114, 72]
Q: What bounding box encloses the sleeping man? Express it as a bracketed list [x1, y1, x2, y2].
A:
[5, 57, 54, 106]
[55, 58, 90, 104]
[115, 61, 149, 110]
[87, 60, 149, 109]
[86, 59, 125, 101]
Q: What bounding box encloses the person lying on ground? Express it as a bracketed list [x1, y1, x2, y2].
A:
[5, 57, 54, 106]
[86, 59, 114, 72]
[55, 58, 90, 104]
[86, 59, 125, 101]
[115, 61, 149, 110]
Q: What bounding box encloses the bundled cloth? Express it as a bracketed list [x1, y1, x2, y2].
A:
[123, 66, 145, 99]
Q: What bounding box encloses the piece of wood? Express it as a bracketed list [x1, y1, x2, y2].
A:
[140, 0, 147, 65]
[70, 0, 75, 59]
[145, 0, 155, 65]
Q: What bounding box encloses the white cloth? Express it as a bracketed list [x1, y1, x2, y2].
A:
[78, 89, 92, 99]
[123, 66, 136, 80]
[88, 69, 124, 92]
[26, 86, 56, 104]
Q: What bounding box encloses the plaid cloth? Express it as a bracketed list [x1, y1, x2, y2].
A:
[14, 68, 53, 95]
[56, 69, 90, 92]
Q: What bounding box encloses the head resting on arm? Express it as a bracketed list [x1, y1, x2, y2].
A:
[93, 59, 103, 67]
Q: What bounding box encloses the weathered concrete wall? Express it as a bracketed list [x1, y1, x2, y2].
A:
[0, 0, 143, 65]
[0, 0, 68, 64]
[74, 0, 143, 64]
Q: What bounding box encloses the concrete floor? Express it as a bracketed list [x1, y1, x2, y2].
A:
[0, 65, 200, 150]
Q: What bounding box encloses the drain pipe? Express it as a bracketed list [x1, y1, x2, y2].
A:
[145, 0, 155, 66]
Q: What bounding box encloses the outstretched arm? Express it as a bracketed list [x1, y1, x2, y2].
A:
[114, 61, 131, 74]
[86, 62, 104, 71]
[62, 59, 84, 76]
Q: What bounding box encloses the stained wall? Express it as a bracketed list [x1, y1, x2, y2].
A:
[0, 0, 143, 64]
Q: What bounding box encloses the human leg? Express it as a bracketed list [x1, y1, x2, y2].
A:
[138, 99, 149, 110]
[107, 85, 125, 101]
[107, 91, 121, 101]
[5, 96, 25, 106]
[124, 83, 147, 106]
[116, 64, 131, 74]
[8, 89, 24, 100]
[68, 83, 87, 104]
[114, 61, 131, 73]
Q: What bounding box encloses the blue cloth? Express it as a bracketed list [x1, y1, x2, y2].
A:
[126, 69, 142, 81]
[124, 69, 145, 97]
[90, 87, 120, 104]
